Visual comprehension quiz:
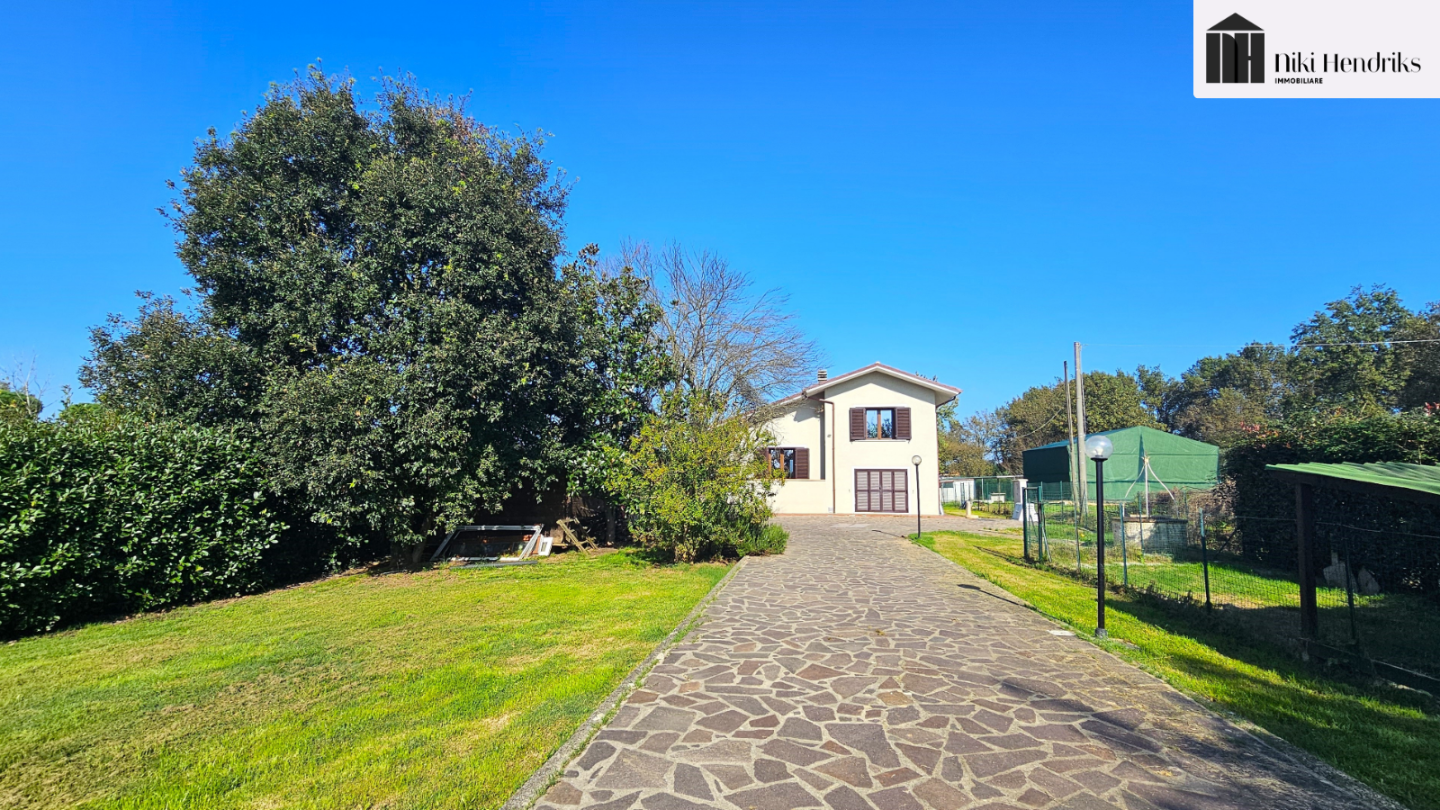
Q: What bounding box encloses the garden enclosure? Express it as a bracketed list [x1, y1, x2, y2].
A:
[1014, 473, 1440, 691]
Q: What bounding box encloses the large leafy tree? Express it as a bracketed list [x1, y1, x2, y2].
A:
[85, 71, 655, 562]
[1163, 343, 1295, 446]
[937, 402, 1000, 476]
[1397, 301, 1440, 411]
[82, 293, 263, 425]
[561, 245, 673, 500]
[1290, 285, 1419, 415]
[994, 370, 1162, 471]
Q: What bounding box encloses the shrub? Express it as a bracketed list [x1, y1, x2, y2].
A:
[607, 393, 781, 562]
[0, 416, 288, 637]
[731, 523, 788, 557]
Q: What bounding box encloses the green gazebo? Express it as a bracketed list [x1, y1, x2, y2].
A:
[1022, 425, 1219, 502]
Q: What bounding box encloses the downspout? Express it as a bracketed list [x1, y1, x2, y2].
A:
[807, 395, 838, 514]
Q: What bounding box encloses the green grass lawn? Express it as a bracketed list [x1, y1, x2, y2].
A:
[1017, 530, 1440, 679]
[0, 551, 728, 810]
[917, 530, 1440, 810]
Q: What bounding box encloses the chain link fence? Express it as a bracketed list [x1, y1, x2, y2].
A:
[1012, 485, 1440, 687]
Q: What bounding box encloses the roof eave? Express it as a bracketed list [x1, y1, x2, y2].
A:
[802, 362, 961, 399]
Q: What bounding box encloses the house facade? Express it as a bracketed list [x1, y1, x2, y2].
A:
[761, 363, 959, 515]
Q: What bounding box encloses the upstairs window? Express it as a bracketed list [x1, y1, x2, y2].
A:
[866, 408, 896, 439]
[849, 406, 912, 441]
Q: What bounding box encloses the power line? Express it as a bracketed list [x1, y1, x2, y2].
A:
[1002, 408, 1065, 441]
[1296, 339, 1440, 348]
[1081, 338, 1440, 350]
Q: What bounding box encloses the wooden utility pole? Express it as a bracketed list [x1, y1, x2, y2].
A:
[1064, 361, 1079, 505]
[1074, 342, 1089, 517]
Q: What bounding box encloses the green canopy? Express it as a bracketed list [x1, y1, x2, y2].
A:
[1023, 425, 1219, 502]
[1266, 461, 1440, 505]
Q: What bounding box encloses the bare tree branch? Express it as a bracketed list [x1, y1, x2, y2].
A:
[1, 355, 48, 420]
[614, 241, 823, 412]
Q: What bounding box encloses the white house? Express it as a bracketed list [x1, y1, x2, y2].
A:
[761, 363, 959, 515]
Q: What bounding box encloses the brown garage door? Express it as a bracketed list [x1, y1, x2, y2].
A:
[855, 469, 908, 513]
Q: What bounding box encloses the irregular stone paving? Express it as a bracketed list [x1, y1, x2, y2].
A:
[536, 516, 1379, 810]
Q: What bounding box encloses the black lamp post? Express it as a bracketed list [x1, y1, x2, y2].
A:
[912, 454, 923, 538]
[1085, 435, 1113, 638]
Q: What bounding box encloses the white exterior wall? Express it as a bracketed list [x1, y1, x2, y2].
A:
[763, 370, 949, 516]
[764, 400, 834, 514]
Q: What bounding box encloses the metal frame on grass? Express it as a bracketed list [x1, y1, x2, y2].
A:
[430, 524, 545, 563]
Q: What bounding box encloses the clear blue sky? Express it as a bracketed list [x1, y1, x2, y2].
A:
[2, 1, 1436, 417]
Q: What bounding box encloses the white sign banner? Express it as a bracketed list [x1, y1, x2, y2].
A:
[1194, 1, 1440, 97]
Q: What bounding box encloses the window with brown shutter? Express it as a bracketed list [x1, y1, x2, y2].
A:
[852, 407, 914, 441]
[764, 447, 809, 479]
[895, 407, 912, 440]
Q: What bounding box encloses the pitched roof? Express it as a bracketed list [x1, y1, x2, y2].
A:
[1209, 13, 1261, 31]
[774, 362, 960, 405]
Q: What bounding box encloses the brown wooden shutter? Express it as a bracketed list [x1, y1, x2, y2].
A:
[895, 468, 908, 512]
[849, 408, 865, 441]
[793, 448, 810, 480]
[896, 407, 912, 440]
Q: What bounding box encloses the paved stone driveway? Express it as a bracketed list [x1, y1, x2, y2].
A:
[535, 516, 1380, 810]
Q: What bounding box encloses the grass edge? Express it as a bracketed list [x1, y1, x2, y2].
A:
[498, 555, 750, 810]
[908, 531, 1413, 810]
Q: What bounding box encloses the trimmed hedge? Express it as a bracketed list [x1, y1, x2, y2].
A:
[0, 416, 288, 637]
[1223, 413, 1440, 586]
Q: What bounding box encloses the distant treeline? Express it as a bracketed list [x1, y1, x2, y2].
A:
[939, 285, 1440, 476]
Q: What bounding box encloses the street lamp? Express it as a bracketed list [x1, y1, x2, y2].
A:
[911, 454, 923, 539]
[1085, 435, 1113, 638]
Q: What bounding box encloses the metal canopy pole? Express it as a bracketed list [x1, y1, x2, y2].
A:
[1022, 486, 1031, 561]
[1118, 502, 1128, 589]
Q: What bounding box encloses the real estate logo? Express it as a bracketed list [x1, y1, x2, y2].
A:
[1194, 1, 1439, 98]
[1205, 13, 1264, 83]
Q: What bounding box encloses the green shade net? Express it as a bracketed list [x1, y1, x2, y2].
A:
[1023, 426, 1220, 502]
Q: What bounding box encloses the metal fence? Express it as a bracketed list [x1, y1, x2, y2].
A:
[1030, 480, 1072, 502]
[1013, 485, 1440, 688]
[940, 476, 1019, 516]
[940, 479, 1072, 511]
[1304, 513, 1440, 685]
